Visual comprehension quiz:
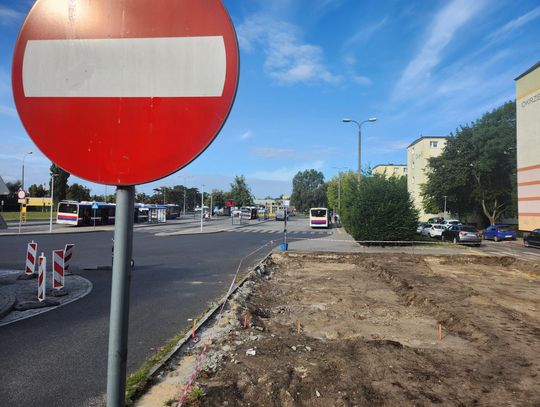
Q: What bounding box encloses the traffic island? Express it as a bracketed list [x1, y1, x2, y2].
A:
[135, 252, 540, 406]
[0, 269, 93, 327]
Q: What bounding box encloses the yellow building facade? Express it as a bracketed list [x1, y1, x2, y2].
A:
[407, 136, 447, 221]
[372, 164, 407, 177]
[516, 61, 540, 231]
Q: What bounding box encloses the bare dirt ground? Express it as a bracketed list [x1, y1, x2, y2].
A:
[138, 252, 540, 406]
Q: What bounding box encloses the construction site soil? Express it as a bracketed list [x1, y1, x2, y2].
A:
[137, 252, 540, 407]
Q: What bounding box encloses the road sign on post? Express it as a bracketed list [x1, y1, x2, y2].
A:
[13, 1, 239, 406]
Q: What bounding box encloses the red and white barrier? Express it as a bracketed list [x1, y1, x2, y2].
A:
[37, 253, 46, 302]
[25, 241, 38, 275]
[53, 249, 65, 290]
[64, 243, 75, 272]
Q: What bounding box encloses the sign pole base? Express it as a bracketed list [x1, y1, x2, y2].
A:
[106, 185, 135, 407]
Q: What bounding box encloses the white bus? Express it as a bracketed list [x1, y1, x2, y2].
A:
[309, 207, 330, 228]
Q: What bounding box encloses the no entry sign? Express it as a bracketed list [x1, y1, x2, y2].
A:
[12, 0, 239, 185]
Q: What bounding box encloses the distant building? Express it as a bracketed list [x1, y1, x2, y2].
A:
[407, 136, 447, 221]
[372, 164, 407, 177]
[253, 199, 279, 215]
[515, 61, 540, 232]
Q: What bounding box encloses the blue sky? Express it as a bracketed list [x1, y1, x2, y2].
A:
[1, 0, 539, 198]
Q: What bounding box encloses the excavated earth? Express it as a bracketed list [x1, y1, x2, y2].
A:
[138, 252, 540, 407]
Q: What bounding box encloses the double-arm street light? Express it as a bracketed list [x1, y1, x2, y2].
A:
[341, 117, 377, 180]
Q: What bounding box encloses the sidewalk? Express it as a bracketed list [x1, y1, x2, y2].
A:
[0, 269, 92, 327]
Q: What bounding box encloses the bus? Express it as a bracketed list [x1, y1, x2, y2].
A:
[57, 201, 116, 226]
[309, 207, 330, 228]
[57, 201, 163, 226]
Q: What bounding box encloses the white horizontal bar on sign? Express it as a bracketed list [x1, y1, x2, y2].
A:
[22, 36, 226, 97]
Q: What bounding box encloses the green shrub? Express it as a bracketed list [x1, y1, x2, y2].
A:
[343, 175, 418, 242]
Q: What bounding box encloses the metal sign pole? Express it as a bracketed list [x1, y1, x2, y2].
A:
[106, 185, 135, 407]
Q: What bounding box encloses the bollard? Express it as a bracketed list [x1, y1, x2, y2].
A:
[25, 241, 38, 275]
[37, 253, 46, 301]
[63, 244, 75, 272]
[53, 249, 65, 290]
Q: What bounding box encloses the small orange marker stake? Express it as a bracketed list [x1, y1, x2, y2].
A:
[243, 312, 248, 329]
[296, 320, 301, 334]
[192, 319, 197, 339]
[438, 324, 443, 341]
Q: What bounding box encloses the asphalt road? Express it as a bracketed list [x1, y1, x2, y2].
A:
[0, 217, 330, 406]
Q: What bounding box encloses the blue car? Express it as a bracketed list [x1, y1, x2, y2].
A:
[483, 224, 517, 241]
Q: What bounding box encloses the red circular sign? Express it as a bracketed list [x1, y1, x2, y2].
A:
[12, 0, 239, 185]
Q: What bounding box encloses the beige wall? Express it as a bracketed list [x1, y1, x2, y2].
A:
[516, 64, 540, 231]
[407, 137, 447, 221]
[372, 164, 407, 177]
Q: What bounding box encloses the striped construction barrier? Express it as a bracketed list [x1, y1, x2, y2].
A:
[64, 244, 75, 272]
[37, 253, 46, 302]
[53, 249, 65, 290]
[25, 241, 38, 275]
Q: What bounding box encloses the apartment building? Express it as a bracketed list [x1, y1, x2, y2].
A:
[515, 61, 540, 231]
[372, 164, 407, 177]
[407, 136, 447, 221]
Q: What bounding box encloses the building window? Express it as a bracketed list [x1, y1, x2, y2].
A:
[430, 141, 438, 148]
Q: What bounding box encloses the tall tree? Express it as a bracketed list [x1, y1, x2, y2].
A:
[66, 183, 91, 201]
[230, 175, 253, 207]
[290, 169, 327, 212]
[28, 183, 47, 197]
[50, 163, 70, 203]
[422, 101, 516, 225]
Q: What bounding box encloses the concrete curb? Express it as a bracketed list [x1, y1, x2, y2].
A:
[142, 250, 274, 384]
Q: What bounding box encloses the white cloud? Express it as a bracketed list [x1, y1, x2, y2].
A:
[250, 146, 338, 161]
[240, 130, 253, 140]
[0, 5, 23, 25]
[253, 160, 325, 182]
[394, 0, 486, 100]
[343, 17, 388, 49]
[487, 6, 540, 42]
[237, 14, 340, 85]
[352, 75, 372, 86]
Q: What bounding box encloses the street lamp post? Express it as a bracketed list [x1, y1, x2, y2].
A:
[21, 151, 33, 191]
[332, 166, 348, 214]
[200, 184, 204, 232]
[49, 174, 58, 233]
[341, 117, 376, 180]
[19, 151, 33, 234]
[443, 195, 448, 217]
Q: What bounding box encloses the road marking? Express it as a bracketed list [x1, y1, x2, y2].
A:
[23, 36, 226, 97]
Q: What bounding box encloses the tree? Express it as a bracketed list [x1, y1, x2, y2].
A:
[346, 175, 418, 242]
[67, 183, 91, 201]
[290, 169, 327, 212]
[230, 175, 253, 207]
[422, 101, 516, 225]
[50, 163, 70, 203]
[28, 183, 47, 197]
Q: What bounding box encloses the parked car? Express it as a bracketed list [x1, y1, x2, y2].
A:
[483, 225, 517, 241]
[416, 222, 428, 234]
[524, 229, 540, 248]
[428, 224, 446, 239]
[442, 225, 482, 246]
[421, 223, 434, 236]
[427, 217, 444, 224]
[441, 219, 461, 228]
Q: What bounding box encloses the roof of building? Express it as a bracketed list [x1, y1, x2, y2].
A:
[373, 163, 406, 169]
[0, 176, 8, 195]
[515, 61, 540, 81]
[407, 135, 447, 149]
